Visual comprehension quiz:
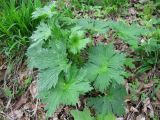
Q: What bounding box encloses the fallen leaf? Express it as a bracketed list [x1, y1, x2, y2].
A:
[19, 70, 31, 85]
[0, 70, 5, 82]
[143, 81, 154, 89]
[0, 55, 4, 66]
[0, 88, 5, 98]
[136, 114, 145, 120]
[29, 81, 37, 98]
[156, 89, 160, 101]
[13, 90, 29, 110]
[129, 8, 137, 15]
[130, 0, 139, 3]
[143, 98, 154, 118]
[116, 117, 124, 120]
[130, 106, 139, 113]
[94, 35, 104, 45]
[9, 110, 23, 119]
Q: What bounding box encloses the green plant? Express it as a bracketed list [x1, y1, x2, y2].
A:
[68, 0, 128, 16]
[38, 66, 92, 116]
[96, 113, 116, 120]
[76, 19, 111, 34]
[85, 44, 125, 92]
[68, 27, 91, 54]
[101, 0, 128, 14]
[71, 107, 94, 120]
[110, 21, 149, 49]
[0, 0, 42, 59]
[88, 85, 126, 116]
[136, 22, 160, 73]
[71, 0, 96, 9]
[129, 80, 140, 101]
[27, 1, 153, 118]
[103, 0, 128, 6]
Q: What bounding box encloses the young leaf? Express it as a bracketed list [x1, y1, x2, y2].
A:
[88, 85, 126, 116]
[27, 41, 68, 91]
[71, 108, 94, 120]
[85, 44, 125, 92]
[32, 3, 56, 19]
[68, 27, 91, 54]
[38, 66, 92, 116]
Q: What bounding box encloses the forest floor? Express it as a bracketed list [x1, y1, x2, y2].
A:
[0, 0, 160, 120]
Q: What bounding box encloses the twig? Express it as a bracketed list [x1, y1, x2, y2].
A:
[0, 62, 7, 70]
[127, 100, 142, 120]
[3, 68, 8, 89]
[33, 99, 39, 116]
[6, 97, 12, 110]
[0, 111, 13, 120]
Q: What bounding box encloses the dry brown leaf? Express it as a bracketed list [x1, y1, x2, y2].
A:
[19, 70, 31, 85]
[143, 98, 154, 118]
[0, 55, 4, 66]
[130, 106, 139, 113]
[136, 114, 145, 120]
[13, 90, 29, 110]
[143, 81, 154, 89]
[136, 83, 144, 93]
[9, 110, 23, 120]
[29, 81, 37, 99]
[0, 70, 5, 82]
[130, 0, 139, 3]
[129, 8, 137, 15]
[116, 117, 124, 120]
[94, 35, 105, 45]
[156, 89, 160, 101]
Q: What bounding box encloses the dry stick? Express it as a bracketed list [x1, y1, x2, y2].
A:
[6, 97, 12, 110]
[33, 99, 39, 116]
[3, 68, 8, 89]
[0, 62, 6, 70]
[0, 111, 13, 120]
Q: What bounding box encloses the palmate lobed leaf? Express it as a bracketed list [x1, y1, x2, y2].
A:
[27, 41, 68, 91]
[30, 22, 51, 42]
[71, 108, 94, 120]
[76, 19, 149, 48]
[32, 3, 56, 19]
[71, 108, 116, 120]
[85, 44, 125, 92]
[38, 66, 92, 116]
[76, 19, 111, 34]
[28, 22, 52, 50]
[110, 21, 149, 48]
[88, 85, 126, 116]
